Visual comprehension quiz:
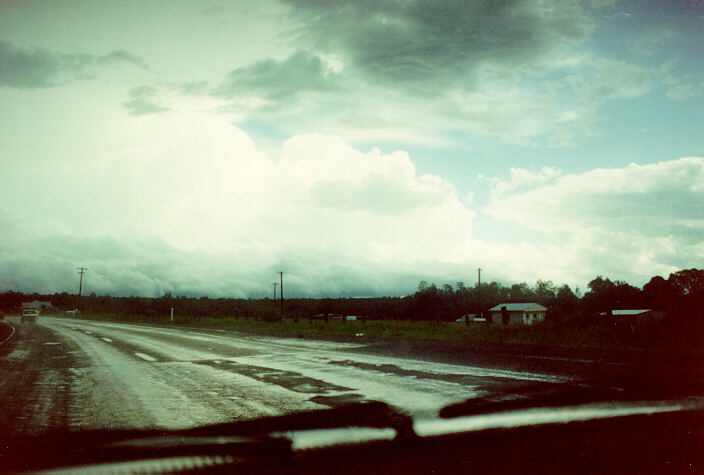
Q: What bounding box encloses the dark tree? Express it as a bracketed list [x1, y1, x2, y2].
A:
[642, 276, 675, 311]
[667, 269, 704, 320]
[553, 284, 579, 321]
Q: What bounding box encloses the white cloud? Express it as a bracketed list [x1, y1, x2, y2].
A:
[0, 112, 477, 296]
[463, 192, 475, 206]
[484, 157, 704, 284]
[584, 59, 651, 102]
[487, 157, 704, 231]
[590, 0, 621, 8]
[211, 48, 656, 149]
[666, 83, 703, 100]
[3, 109, 702, 296]
[491, 166, 562, 197]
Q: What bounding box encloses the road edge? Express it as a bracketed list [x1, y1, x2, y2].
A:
[0, 321, 16, 347]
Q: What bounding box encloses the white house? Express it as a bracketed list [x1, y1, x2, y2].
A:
[488, 303, 547, 325]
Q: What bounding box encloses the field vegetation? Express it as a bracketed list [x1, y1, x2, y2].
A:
[2, 268, 703, 356]
[68, 312, 703, 356]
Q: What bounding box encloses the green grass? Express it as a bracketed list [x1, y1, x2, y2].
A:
[66, 312, 704, 356]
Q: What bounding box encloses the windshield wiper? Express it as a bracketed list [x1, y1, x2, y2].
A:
[1, 401, 415, 472]
[180, 400, 415, 439]
[438, 386, 665, 418]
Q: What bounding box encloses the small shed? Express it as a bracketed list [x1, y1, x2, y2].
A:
[488, 303, 547, 325]
[309, 314, 364, 323]
[602, 309, 665, 327]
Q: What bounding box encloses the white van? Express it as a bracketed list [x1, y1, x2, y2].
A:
[21, 307, 39, 323]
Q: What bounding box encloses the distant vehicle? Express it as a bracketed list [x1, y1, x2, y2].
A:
[21, 307, 39, 323]
[455, 314, 486, 323]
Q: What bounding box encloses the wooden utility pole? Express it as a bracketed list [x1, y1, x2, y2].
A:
[477, 268, 482, 321]
[272, 282, 278, 300]
[77, 267, 87, 297]
[279, 271, 284, 321]
[76, 267, 87, 315]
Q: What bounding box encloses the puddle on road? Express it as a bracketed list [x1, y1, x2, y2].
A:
[327, 359, 509, 386]
[6, 348, 31, 360]
[308, 393, 367, 407]
[193, 360, 352, 395]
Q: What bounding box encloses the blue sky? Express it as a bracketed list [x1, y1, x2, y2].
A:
[0, 0, 702, 297]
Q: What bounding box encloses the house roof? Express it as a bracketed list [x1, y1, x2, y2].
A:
[488, 303, 547, 312]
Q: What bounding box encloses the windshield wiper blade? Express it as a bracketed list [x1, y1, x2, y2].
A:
[2, 430, 291, 472]
[439, 387, 646, 418]
[1, 401, 415, 471]
[180, 400, 415, 439]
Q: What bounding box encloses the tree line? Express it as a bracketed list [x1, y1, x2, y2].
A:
[406, 269, 704, 323]
[1, 268, 702, 324]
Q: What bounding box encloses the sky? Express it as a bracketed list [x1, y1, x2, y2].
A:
[1, 0, 703, 298]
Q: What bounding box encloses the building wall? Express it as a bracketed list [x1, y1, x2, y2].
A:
[613, 310, 665, 327]
[490, 311, 546, 325]
[490, 311, 522, 324]
[523, 312, 546, 325]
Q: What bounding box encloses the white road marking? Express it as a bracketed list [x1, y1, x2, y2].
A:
[134, 352, 158, 362]
[101, 337, 113, 343]
[43, 342, 61, 345]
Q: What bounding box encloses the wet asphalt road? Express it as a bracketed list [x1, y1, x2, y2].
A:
[1, 316, 701, 437]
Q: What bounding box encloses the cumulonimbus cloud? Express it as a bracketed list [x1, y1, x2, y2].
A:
[2, 109, 701, 297]
[0, 112, 476, 297]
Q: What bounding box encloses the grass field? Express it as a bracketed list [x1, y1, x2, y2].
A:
[65, 312, 704, 356]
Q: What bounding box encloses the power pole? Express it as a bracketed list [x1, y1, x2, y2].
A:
[77, 267, 87, 315]
[477, 268, 482, 320]
[279, 271, 284, 321]
[77, 267, 87, 297]
[272, 282, 278, 300]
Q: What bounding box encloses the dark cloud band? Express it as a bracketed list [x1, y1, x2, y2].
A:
[0, 41, 147, 89]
